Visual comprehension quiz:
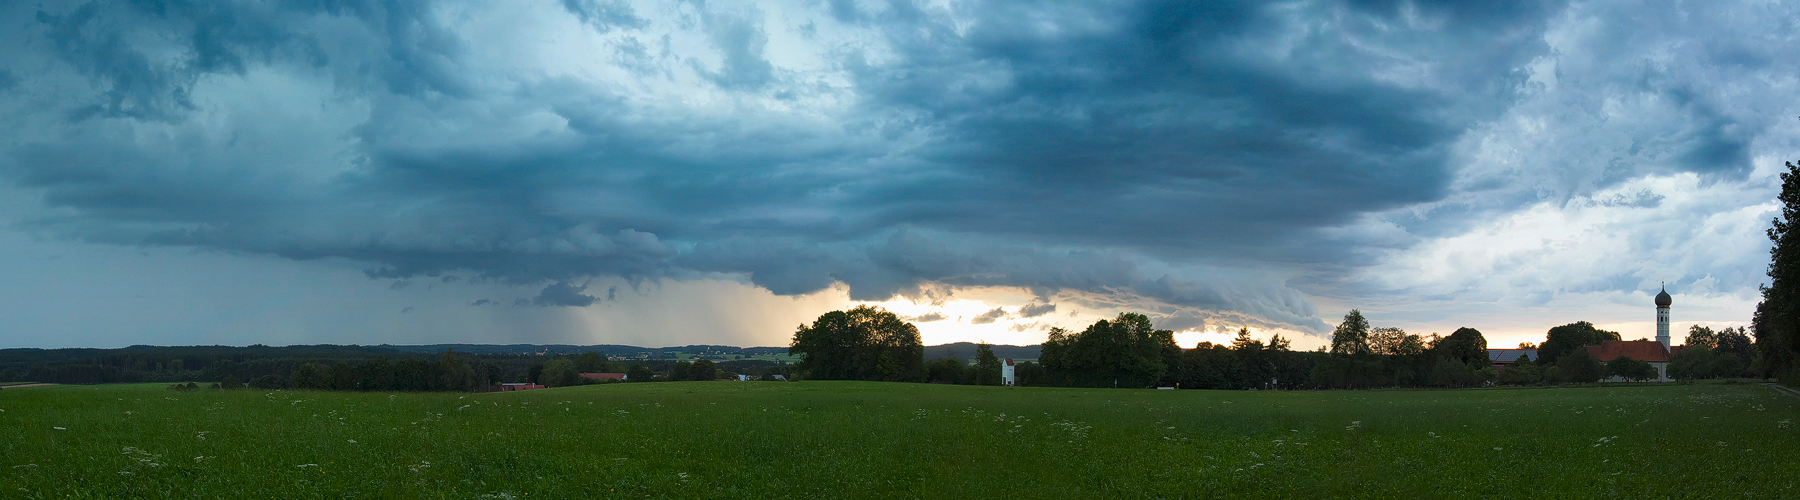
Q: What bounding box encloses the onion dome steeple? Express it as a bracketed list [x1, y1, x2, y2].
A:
[1655, 284, 1672, 307]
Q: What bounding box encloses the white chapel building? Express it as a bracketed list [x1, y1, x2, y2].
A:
[1586, 285, 1680, 382]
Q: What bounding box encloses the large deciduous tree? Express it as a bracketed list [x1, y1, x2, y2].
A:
[1370, 327, 1424, 357]
[1538, 321, 1621, 366]
[1685, 325, 1719, 349]
[1553, 348, 1603, 384]
[1756, 160, 1800, 380]
[1330, 310, 1373, 356]
[1433, 327, 1489, 366]
[1604, 356, 1658, 382]
[789, 306, 924, 382]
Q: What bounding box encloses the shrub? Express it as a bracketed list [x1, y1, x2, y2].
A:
[249, 375, 286, 390]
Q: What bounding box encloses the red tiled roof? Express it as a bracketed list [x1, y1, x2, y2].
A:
[1584, 340, 1670, 363]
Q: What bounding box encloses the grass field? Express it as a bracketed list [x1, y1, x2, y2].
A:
[2, 381, 1796, 498]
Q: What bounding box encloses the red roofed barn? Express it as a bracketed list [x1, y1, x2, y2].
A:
[580, 373, 627, 382]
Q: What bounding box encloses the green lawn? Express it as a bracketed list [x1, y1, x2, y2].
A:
[1, 381, 1794, 498]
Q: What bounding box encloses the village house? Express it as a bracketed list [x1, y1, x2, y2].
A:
[1488, 349, 1538, 372]
[498, 383, 545, 391]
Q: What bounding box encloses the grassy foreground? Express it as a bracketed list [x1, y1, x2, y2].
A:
[1, 381, 1795, 498]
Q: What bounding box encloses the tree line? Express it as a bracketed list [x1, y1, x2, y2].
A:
[1754, 159, 1800, 383]
[789, 306, 1765, 390]
[8, 343, 796, 392]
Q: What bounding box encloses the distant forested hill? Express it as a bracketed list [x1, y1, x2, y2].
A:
[0, 342, 1041, 384]
[921, 342, 1042, 361]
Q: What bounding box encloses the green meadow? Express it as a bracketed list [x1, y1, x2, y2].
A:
[2, 381, 1795, 499]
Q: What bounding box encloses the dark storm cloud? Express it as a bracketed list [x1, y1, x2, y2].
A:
[0, 0, 1683, 332]
[826, 1, 1561, 255]
[524, 281, 599, 307]
[1017, 302, 1056, 318]
[906, 312, 947, 323]
[969, 307, 1007, 325]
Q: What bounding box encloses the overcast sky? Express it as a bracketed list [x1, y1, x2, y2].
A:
[0, 0, 1793, 350]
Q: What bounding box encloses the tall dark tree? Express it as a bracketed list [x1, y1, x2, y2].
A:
[1040, 313, 1178, 388]
[688, 359, 718, 381]
[540, 359, 578, 387]
[1668, 345, 1715, 380]
[575, 351, 605, 373]
[1756, 159, 1800, 380]
[1714, 326, 1754, 367]
[1329, 310, 1373, 356]
[925, 358, 967, 384]
[789, 306, 924, 382]
[1538, 321, 1621, 365]
[1685, 325, 1719, 349]
[1231, 328, 1274, 388]
[973, 343, 1002, 386]
[439, 350, 476, 391]
[1553, 348, 1603, 384]
[626, 364, 656, 382]
[290, 363, 331, 390]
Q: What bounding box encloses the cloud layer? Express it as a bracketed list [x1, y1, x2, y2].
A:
[0, 0, 1793, 344]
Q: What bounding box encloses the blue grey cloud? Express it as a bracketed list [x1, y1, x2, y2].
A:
[0, 0, 1788, 336]
[522, 281, 599, 307]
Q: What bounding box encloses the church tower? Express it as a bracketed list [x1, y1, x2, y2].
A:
[1655, 284, 1672, 349]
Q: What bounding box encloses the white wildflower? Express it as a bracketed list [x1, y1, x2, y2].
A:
[52, 427, 65, 430]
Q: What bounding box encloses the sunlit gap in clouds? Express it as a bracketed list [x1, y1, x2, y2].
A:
[856, 286, 1316, 349]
